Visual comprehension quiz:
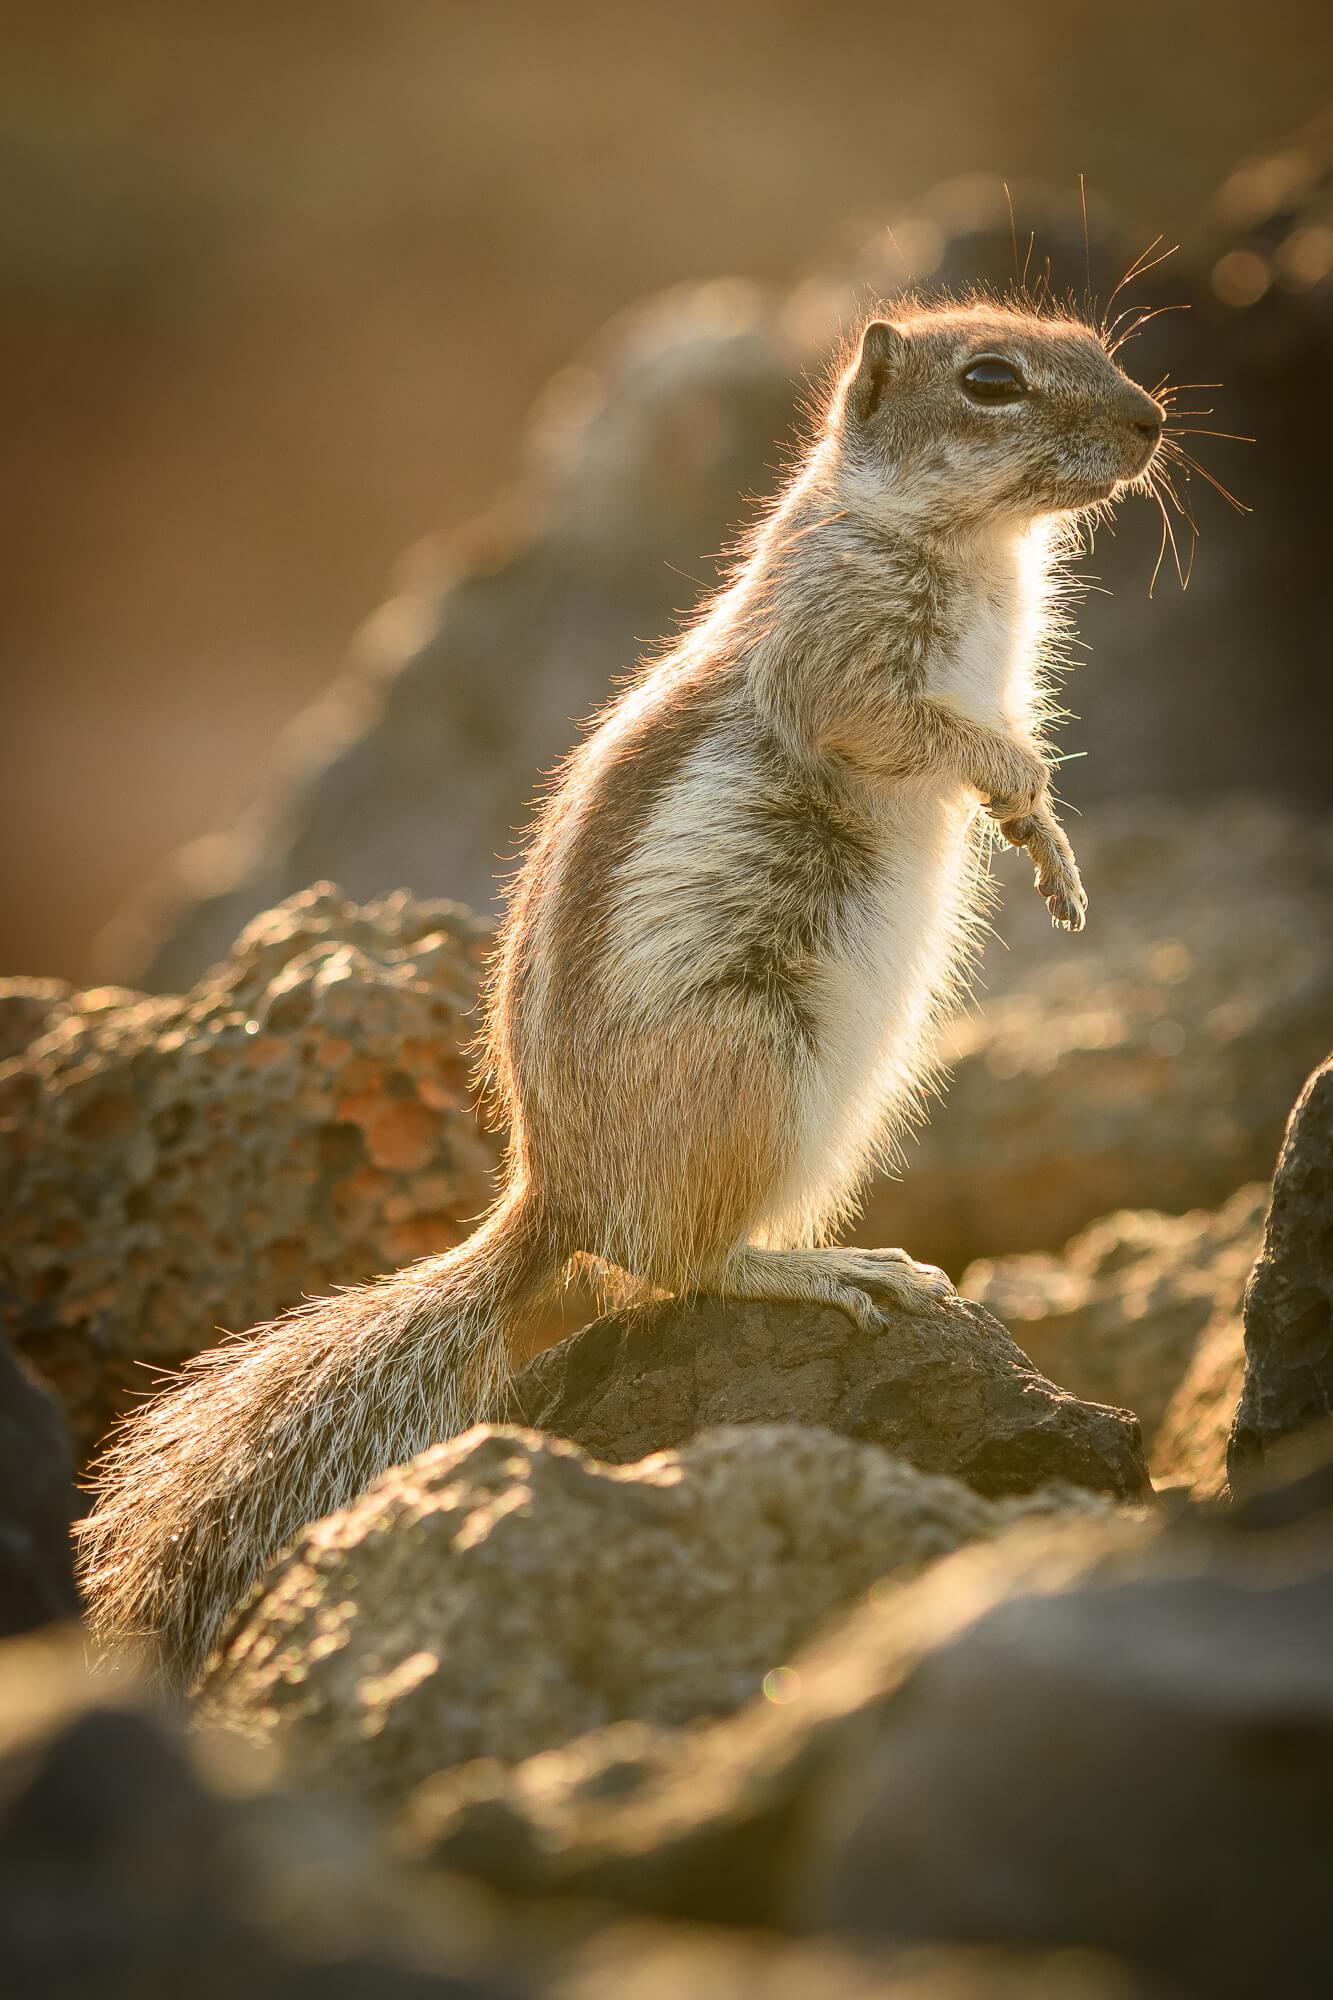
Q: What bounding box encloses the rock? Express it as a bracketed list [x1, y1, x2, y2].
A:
[408, 1472, 1333, 1999]
[0, 1329, 80, 1638]
[0, 977, 76, 1064]
[110, 286, 806, 993]
[963, 1184, 1266, 1484]
[1229, 1056, 1333, 1490]
[513, 1293, 1150, 1502]
[0, 1629, 512, 1998]
[859, 796, 1333, 1271]
[110, 153, 1333, 997]
[0, 1638, 1167, 2000]
[808, 1506, 1333, 2000]
[197, 1424, 1115, 1796]
[1153, 1309, 1249, 1500]
[0, 886, 499, 1463]
[556, 1928, 1169, 1999]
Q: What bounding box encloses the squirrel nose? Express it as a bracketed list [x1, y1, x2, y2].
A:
[1121, 389, 1164, 439]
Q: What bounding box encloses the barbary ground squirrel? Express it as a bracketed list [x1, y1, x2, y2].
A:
[81, 301, 1165, 1686]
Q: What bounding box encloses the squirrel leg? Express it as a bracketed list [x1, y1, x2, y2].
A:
[998, 801, 1088, 932]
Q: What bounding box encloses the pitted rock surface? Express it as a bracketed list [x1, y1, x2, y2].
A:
[197, 1423, 1112, 1793]
[1230, 1056, 1333, 1488]
[407, 1479, 1333, 2000]
[0, 886, 499, 1461]
[513, 1293, 1150, 1501]
[0, 979, 79, 1065]
[964, 1183, 1266, 1488]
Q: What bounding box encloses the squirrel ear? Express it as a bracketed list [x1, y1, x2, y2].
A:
[847, 320, 906, 423]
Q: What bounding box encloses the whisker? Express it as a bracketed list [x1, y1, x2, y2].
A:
[1079, 173, 1093, 313]
[1151, 468, 1189, 591]
[1153, 464, 1199, 586]
[1101, 234, 1165, 328]
[1101, 239, 1181, 338]
[1004, 180, 1020, 289]
[1108, 302, 1191, 354]
[885, 220, 917, 285]
[1147, 478, 1170, 598]
[1160, 443, 1251, 513]
[1164, 426, 1256, 443]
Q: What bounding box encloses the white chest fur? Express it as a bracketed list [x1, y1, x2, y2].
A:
[927, 525, 1050, 735]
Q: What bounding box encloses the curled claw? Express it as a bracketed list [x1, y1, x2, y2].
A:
[1045, 883, 1088, 932]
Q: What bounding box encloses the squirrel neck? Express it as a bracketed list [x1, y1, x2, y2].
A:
[700, 445, 1047, 773]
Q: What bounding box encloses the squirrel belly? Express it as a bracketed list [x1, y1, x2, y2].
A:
[80, 300, 1163, 1688]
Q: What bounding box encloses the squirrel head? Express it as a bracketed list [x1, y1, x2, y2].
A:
[828, 303, 1164, 529]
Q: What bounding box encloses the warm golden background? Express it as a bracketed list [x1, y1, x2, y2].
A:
[3, 0, 1331, 981]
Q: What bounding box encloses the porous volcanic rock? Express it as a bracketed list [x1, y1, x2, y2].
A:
[0, 978, 78, 1064]
[0, 1330, 80, 1639]
[860, 796, 1333, 1271]
[963, 1183, 1266, 1484]
[512, 1293, 1150, 1501]
[197, 1424, 1114, 1795]
[409, 1474, 1333, 1998]
[1229, 1056, 1333, 1490]
[0, 886, 499, 1461]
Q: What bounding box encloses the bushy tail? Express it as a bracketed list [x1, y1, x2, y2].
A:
[77, 1186, 559, 1692]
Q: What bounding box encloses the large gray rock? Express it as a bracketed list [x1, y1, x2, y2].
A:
[1229, 1056, 1333, 1489]
[805, 1505, 1333, 2000]
[0, 1330, 80, 1639]
[408, 1474, 1333, 1999]
[963, 1183, 1265, 1491]
[0, 1631, 510, 1999]
[860, 797, 1333, 1271]
[556, 1931, 1168, 1999]
[197, 1424, 1113, 1796]
[513, 1293, 1149, 1501]
[1, 1629, 1170, 1997]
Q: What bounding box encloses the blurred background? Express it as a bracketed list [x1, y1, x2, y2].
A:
[3, 0, 1332, 985]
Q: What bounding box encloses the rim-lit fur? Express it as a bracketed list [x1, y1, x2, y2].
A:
[79, 302, 1162, 1689]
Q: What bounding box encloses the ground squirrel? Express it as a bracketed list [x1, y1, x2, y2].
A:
[81, 301, 1164, 1687]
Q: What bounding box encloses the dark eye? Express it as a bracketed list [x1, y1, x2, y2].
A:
[961, 356, 1029, 404]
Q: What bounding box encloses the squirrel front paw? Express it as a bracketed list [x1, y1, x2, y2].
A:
[1002, 810, 1088, 933]
[1041, 868, 1088, 932]
[981, 741, 1049, 822]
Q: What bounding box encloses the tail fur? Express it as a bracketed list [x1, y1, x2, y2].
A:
[77, 1185, 558, 1691]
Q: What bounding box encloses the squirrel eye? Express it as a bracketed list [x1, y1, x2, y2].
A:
[961, 356, 1029, 404]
